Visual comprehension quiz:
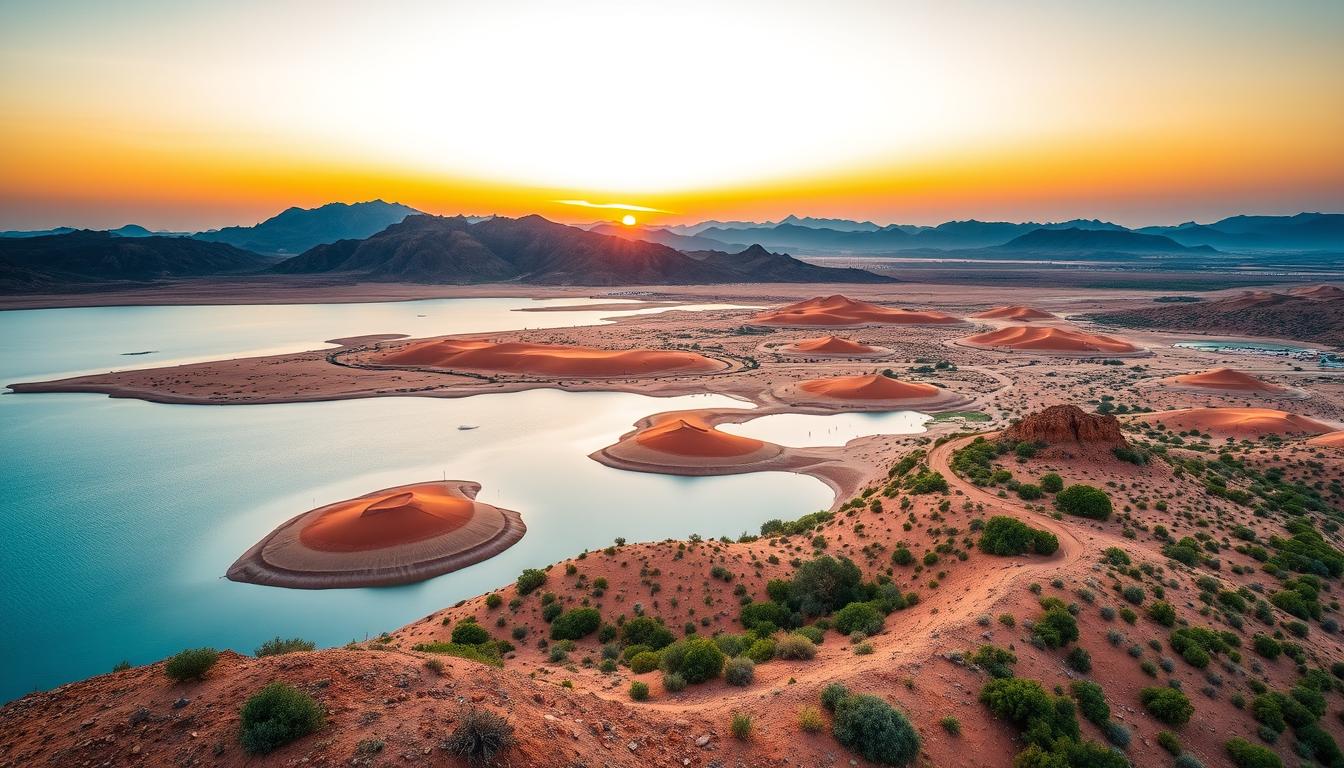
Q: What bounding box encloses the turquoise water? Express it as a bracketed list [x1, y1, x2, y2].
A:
[0, 300, 828, 702]
[718, 410, 929, 447]
[1, 297, 747, 383]
[1174, 340, 1317, 355]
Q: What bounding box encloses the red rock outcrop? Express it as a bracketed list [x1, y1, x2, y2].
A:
[1002, 404, 1126, 446]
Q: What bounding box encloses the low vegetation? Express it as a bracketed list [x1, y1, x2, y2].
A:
[239, 682, 325, 754]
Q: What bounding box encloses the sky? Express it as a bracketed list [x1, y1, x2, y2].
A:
[1, 0, 1342, 231]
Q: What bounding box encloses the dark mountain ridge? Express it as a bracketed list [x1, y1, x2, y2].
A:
[193, 200, 421, 255]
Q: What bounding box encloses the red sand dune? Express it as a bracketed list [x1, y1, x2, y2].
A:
[964, 325, 1139, 353]
[1172, 368, 1288, 393]
[789, 335, 881, 355]
[300, 484, 476, 552]
[973, 305, 1056, 321]
[799, 374, 941, 401]
[634, 416, 766, 457]
[1222, 290, 1287, 311]
[1140, 407, 1333, 438]
[1289, 284, 1344, 300]
[376, 339, 721, 377]
[1308, 430, 1344, 447]
[753, 294, 961, 326]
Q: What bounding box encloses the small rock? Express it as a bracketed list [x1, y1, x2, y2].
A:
[172, 698, 190, 710]
[696, 735, 711, 748]
[628, 741, 639, 752]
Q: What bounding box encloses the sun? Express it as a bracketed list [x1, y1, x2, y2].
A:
[621, 214, 637, 226]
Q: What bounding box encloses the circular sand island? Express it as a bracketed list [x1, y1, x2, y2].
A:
[227, 481, 525, 589]
[959, 325, 1143, 356]
[753, 295, 962, 327]
[779, 335, 890, 358]
[972, 305, 1056, 321]
[1165, 368, 1296, 396]
[1308, 430, 1344, 448]
[597, 414, 783, 470]
[367, 339, 727, 378]
[1134, 407, 1334, 439]
[779, 374, 972, 410]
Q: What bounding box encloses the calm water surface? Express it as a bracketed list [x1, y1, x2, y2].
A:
[718, 410, 929, 447]
[0, 299, 822, 702]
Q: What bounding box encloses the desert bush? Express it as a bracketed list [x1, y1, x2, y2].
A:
[1065, 646, 1092, 674]
[629, 651, 661, 674]
[164, 648, 219, 682]
[1070, 680, 1109, 726]
[833, 601, 884, 635]
[1055, 484, 1112, 520]
[821, 681, 850, 711]
[443, 706, 516, 766]
[659, 636, 725, 683]
[629, 681, 649, 700]
[724, 656, 755, 686]
[239, 682, 325, 755]
[1039, 473, 1064, 493]
[1224, 737, 1282, 768]
[977, 516, 1058, 556]
[452, 621, 491, 645]
[662, 672, 687, 692]
[739, 600, 792, 632]
[484, 593, 502, 609]
[786, 556, 866, 616]
[831, 692, 920, 765]
[254, 637, 315, 657]
[970, 644, 1017, 678]
[775, 633, 818, 660]
[620, 616, 674, 649]
[549, 608, 601, 640]
[1141, 686, 1194, 726]
[515, 568, 546, 595]
[1032, 600, 1079, 648]
[798, 705, 825, 732]
[746, 638, 775, 663]
[731, 712, 752, 739]
[1146, 601, 1176, 626]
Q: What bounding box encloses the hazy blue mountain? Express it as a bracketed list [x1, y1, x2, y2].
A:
[995, 227, 1216, 253]
[684, 244, 895, 283]
[0, 230, 270, 291]
[0, 226, 78, 238]
[588, 223, 732, 252]
[194, 200, 421, 255]
[1138, 213, 1344, 251]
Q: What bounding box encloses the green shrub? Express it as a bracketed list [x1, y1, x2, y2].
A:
[164, 648, 219, 682]
[620, 616, 674, 650]
[831, 692, 921, 765]
[799, 705, 826, 732]
[410, 642, 503, 667]
[443, 706, 516, 765]
[1039, 473, 1064, 493]
[977, 516, 1057, 556]
[254, 637, 315, 658]
[1033, 601, 1079, 648]
[724, 656, 755, 686]
[979, 677, 1080, 748]
[739, 600, 791, 631]
[833, 602, 884, 635]
[239, 682, 325, 754]
[1070, 680, 1109, 726]
[550, 608, 601, 640]
[1055, 484, 1113, 520]
[629, 681, 650, 700]
[775, 633, 817, 660]
[796, 625, 825, 644]
[1140, 687, 1193, 726]
[1016, 483, 1043, 500]
[1156, 730, 1181, 755]
[1146, 601, 1176, 627]
[821, 681, 850, 711]
[516, 568, 547, 595]
[629, 651, 661, 674]
[452, 621, 491, 645]
[1252, 634, 1282, 659]
[786, 556, 866, 616]
[484, 593, 502, 609]
[1065, 646, 1092, 674]
[731, 712, 753, 740]
[746, 638, 775, 663]
[659, 636, 725, 684]
[970, 644, 1017, 678]
[1225, 737, 1282, 768]
[662, 672, 687, 692]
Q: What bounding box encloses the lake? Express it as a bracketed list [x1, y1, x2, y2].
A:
[718, 410, 929, 447]
[0, 298, 823, 702]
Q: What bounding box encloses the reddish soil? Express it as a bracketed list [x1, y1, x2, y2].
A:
[799, 373, 940, 401]
[634, 415, 767, 458]
[787, 335, 882, 355]
[753, 294, 962, 326]
[962, 325, 1140, 354]
[972, 305, 1056, 321]
[1170, 367, 1289, 393]
[373, 338, 724, 378]
[1134, 406, 1335, 437]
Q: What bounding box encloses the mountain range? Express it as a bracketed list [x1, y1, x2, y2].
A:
[0, 230, 271, 291]
[272, 214, 893, 285]
[194, 200, 422, 255]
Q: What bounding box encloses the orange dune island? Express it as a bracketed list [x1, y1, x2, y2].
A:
[600, 414, 783, 468]
[973, 305, 1056, 321]
[783, 335, 886, 356]
[227, 481, 525, 589]
[1169, 368, 1290, 394]
[753, 294, 962, 326]
[1308, 430, 1344, 447]
[1136, 407, 1334, 438]
[961, 325, 1141, 354]
[369, 339, 725, 378]
[783, 373, 970, 409]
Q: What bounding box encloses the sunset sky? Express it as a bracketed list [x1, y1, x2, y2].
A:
[2, 0, 1342, 231]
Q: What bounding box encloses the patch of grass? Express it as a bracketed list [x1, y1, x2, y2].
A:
[411, 642, 503, 667]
